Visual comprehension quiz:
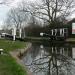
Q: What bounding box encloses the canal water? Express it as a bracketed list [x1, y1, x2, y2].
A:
[22, 42, 75, 75]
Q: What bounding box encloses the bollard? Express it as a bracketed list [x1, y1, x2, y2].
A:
[0, 49, 3, 54]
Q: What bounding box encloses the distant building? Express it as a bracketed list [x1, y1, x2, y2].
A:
[67, 18, 75, 37]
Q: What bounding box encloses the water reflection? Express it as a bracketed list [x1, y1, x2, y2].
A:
[22, 42, 75, 75]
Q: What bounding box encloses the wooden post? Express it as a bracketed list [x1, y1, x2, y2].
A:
[12, 27, 16, 41]
[52, 47, 54, 53]
[63, 28, 64, 36]
[72, 48, 75, 59]
[19, 28, 22, 38]
[60, 29, 63, 36]
[55, 29, 57, 36]
[51, 29, 53, 35]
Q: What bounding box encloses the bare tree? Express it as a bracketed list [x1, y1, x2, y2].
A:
[18, 1, 44, 27]
[5, 7, 29, 38]
[4, 0, 75, 36]
[27, 0, 75, 26]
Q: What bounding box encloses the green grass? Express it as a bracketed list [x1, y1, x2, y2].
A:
[0, 55, 27, 75]
[0, 39, 26, 52]
[66, 38, 75, 42]
[0, 39, 27, 75]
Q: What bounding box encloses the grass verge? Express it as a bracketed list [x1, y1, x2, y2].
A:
[0, 39, 26, 52]
[0, 39, 27, 75]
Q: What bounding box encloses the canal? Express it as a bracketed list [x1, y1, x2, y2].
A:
[22, 41, 75, 75]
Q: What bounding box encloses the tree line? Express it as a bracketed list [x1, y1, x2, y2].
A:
[3, 0, 75, 37]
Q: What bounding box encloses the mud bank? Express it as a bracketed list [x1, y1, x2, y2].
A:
[9, 42, 32, 75]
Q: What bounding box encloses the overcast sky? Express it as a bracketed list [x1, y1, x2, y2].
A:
[0, 0, 75, 29]
[0, 0, 36, 29]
